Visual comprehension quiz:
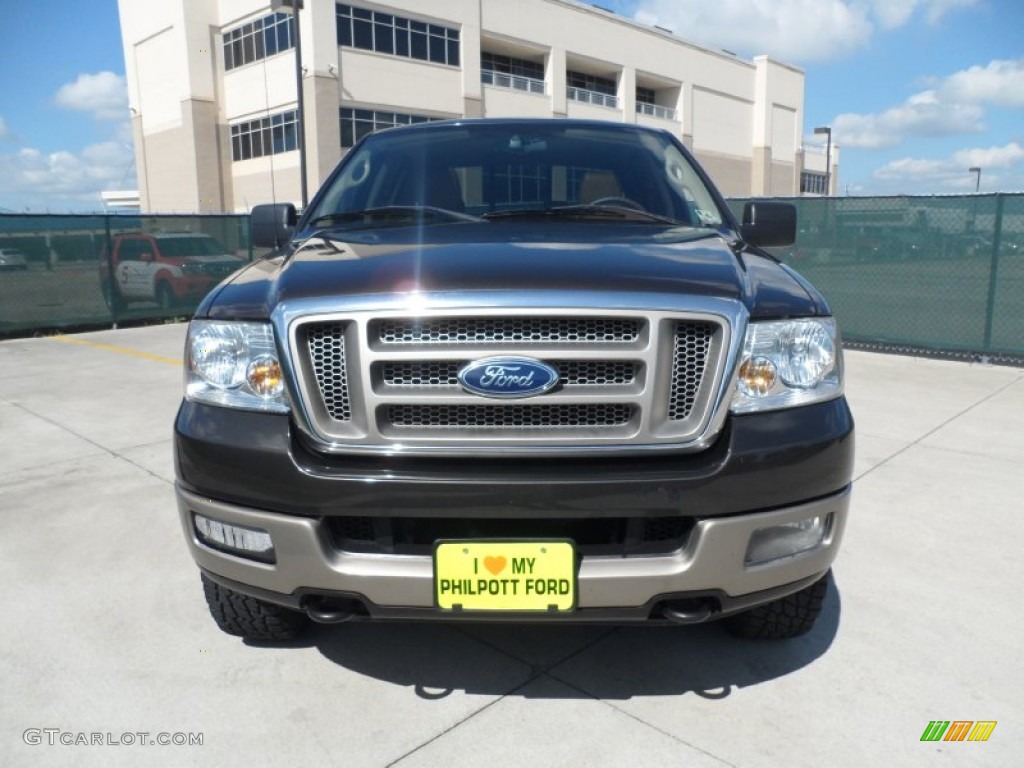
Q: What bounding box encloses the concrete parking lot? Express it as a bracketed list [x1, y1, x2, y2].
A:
[1, 323, 1021, 767]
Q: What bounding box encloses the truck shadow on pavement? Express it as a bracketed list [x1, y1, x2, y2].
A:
[282, 575, 841, 700]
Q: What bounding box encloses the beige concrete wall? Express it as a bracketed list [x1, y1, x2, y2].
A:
[140, 123, 198, 211]
[691, 88, 753, 158]
[751, 146, 771, 197]
[771, 161, 796, 197]
[481, 87, 552, 118]
[231, 162, 302, 213]
[337, 53, 465, 115]
[309, 75, 342, 190]
[694, 151, 753, 199]
[186, 99, 225, 212]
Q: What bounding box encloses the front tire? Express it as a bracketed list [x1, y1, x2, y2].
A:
[201, 574, 309, 641]
[723, 572, 829, 639]
[156, 282, 176, 311]
[101, 283, 126, 313]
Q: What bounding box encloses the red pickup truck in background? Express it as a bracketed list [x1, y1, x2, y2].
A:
[100, 232, 245, 312]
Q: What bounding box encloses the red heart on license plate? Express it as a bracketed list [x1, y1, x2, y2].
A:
[484, 556, 507, 575]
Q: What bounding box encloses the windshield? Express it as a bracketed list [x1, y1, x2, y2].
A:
[304, 122, 725, 231]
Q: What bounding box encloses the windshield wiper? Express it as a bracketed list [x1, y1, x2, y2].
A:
[308, 206, 484, 229]
[483, 204, 681, 225]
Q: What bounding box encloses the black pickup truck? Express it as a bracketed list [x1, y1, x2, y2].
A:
[175, 119, 853, 641]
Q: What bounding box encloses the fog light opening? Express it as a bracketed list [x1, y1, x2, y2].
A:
[193, 513, 275, 563]
[745, 513, 832, 567]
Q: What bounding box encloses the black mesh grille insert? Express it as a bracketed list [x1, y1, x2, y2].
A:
[373, 316, 642, 345]
[667, 322, 714, 421]
[385, 403, 635, 429]
[326, 515, 695, 557]
[306, 323, 351, 421]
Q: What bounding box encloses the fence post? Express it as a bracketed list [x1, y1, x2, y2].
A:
[104, 215, 118, 330]
[982, 194, 1005, 352]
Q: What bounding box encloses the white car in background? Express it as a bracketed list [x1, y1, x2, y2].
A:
[0, 247, 29, 271]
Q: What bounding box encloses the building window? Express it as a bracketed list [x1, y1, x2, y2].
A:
[337, 4, 460, 67]
[494, 164, 547, 205]
[223, 13, 294, 72]
[566, 70, 618, 108]
[481, 52, 545, 93]
[634, 86, 677, 119]
[340, 107, 440, 148]
[230, 110, 299, 161]
[801, 171, 828, 195]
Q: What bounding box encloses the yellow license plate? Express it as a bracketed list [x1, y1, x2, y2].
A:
[434, 540, 576, 612]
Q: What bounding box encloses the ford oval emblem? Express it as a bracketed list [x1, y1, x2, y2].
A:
[457, 357, 559, 399]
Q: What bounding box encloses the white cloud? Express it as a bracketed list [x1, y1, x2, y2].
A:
[871, 0, 917, 29]
[634, 0, 872, 62]
[631, 0, 980, 62]
[830, 56, 1024, 149]
[953, 142, 1024, 169]
[939, 59, 1024, 108]
[0, 115, 8, 140]
[0, 141, 135, 211]
[832, 90, 985, 148]
[872, 142, 1024, 191]
[54, 71, 128, 121]
[920, 0, 981, 24]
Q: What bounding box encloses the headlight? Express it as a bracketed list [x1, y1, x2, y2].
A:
[185, 320, 289, 412]
[731, 318, 842, 413]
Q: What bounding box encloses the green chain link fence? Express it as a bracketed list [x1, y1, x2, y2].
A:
[3, 197, 1023, 361]
[728, 194, 1023, 362]
[0, 214, 263, 336]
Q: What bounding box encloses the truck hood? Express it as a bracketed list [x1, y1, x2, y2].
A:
[201, 223, 820, 320]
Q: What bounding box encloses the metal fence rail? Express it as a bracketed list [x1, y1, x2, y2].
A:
[2, 196, 1022, 361]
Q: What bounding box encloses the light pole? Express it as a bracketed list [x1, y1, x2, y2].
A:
[814, 126, 832, 196]
[272, 0, 307, 209]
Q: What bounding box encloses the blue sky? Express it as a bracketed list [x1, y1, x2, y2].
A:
[1, 0, 1022, 211]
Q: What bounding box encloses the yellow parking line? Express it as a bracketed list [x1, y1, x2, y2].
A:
[50, 334, 183, 367]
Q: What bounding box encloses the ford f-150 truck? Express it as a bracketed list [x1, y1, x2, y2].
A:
[175, 119, 853, 641]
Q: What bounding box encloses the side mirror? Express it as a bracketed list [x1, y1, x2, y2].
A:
[740, 202, 796, 248]
[251, 203, 297, 249]
[140, 251, 155, 262]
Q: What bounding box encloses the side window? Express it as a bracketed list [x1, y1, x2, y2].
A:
[118, 239, 142, 262]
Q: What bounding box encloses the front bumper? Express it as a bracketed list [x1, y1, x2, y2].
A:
[174, 396, 854, 621]
[179, 485, 848, 618]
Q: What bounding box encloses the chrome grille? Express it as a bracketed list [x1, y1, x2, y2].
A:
[373, 316, 642, 345]
[385, 403, 635, 429]
[289, 303, 737, 455]
[306, 323, 352, 421]
[379, 360, 639, 388]
[668, 322, 714, 421]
